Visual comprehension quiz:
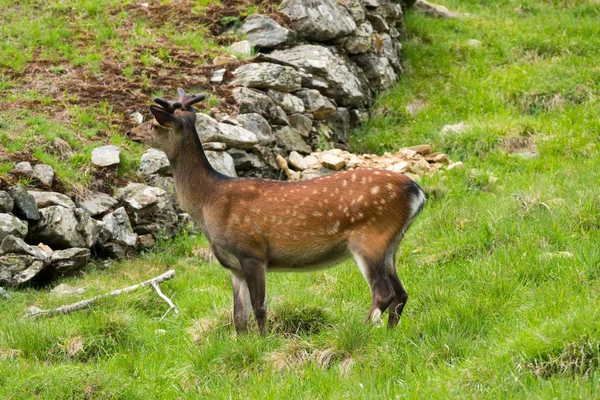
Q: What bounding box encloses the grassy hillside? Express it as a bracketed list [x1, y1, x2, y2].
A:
[1, 0, 600, 398]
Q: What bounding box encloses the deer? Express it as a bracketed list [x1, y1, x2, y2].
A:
[129, 88, 426, 334]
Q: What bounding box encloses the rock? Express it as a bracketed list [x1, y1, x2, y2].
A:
[240, 14, 294, 48]
[102, 207, 138, 247]
[249, 53, 301, 70]
[288, 151, 308, 170]
[407, 144, 432, 155]
[231, 63, 302, 92]
[137, 234, 156, 249]
[213, 54, 238, 66]
[273, 126, 312, 154]
[13, 161, 33, 176]
[202, 142, 227, 151]
[195, 113, 258, 150]
[233, 87, 289, 125]
[91, 145, 120, 167]
[236, 113, 276, 145]
[51, 283, 85, 296]
[37, 243, 53, 258]
[139, 148, 171, 177]
[328, 107, 351, 143]
[432, 153, 449, 164]
[0, 191, 14, 213]
[467, 39, 482, 47]
[379, 33, 402, 71]
[271, 45, 371, 107]
[230, 40, 253, 57]
[405, 99, 426, 117]
[349, 108, 368, 126]
[386, 161, 409, 173]
[129, 111, 144, 124]
[295, 89, 337, 120]
[281, 0, 356, 41]
[352, 52, 397, 89]
[320, 154, 346, 171]
[409, 158, 430, 175]
[0, 235, 48, 262]
[227, 149, 265, 171]
[77, 192, 118, 217]
[29, 191, 76, 209]
[304, 155, 320, 168]
[447, 161, 464, 170]
[117, 183, 165, 212]
[53, 137, 74, 158]
[206, 151, 238, 177]
[441, 122, 468, 135]
[344, 21, 373, 54]
[50, 248, 91, 276]
[366, 13, 389, 32]
[32, 164, 54, 187]
[266, 90, 305, 114]
[0, 254, 46, 286]
[414, 0, 458, 18]
[210, 68, 226, 84]
[27, 206, 88, 249]
[8, 185, 40, 221]
[288, 114, 313, 138]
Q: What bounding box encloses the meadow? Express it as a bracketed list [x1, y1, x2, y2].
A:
[1, 0, 599, 398]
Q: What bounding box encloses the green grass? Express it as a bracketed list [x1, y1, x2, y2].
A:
[2, 0, 600, 398]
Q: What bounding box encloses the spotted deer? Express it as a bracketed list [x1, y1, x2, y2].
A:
[130, 89, 426, 334]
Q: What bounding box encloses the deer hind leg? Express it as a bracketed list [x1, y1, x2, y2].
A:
[385, 249, 408, 329]
[239, 257, 267, 335]
[230, 270, 251, 333]
[353, 253, 395, 326]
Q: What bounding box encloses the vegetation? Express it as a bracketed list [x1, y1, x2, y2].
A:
[1, 0, 600, 398]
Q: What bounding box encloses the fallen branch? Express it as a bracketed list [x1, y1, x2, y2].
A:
[25, 270, 176, 319]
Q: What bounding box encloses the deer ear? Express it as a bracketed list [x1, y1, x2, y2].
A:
[150, 105, 179, 128]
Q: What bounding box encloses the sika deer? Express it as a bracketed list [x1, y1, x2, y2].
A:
[130, 89, 426, 334]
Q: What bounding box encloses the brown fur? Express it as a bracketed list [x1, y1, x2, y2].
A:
[129, 90, 426, 334]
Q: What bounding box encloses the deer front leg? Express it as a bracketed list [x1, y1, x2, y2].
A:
[231, 270, 251, 333]
[239, 258, 267, 335]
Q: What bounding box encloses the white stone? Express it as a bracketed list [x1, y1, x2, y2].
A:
[91, 145, 120, 167]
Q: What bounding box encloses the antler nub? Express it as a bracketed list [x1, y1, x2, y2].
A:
[177, 88, 206, 111]
[153, 98, 182, 114]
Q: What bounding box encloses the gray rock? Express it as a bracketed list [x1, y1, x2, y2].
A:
[91, 145, 120, 167]
[53, 137, 74, 158]
[32, 164, 54, 187]
[352, 52, 397, 89]
[76, 209, 110, 248]
[50, 248, 91, 275]
[9, 185, 41, 221]
[210, 68, 226, 84]
[27, 206, 87, 249]
[230, 40, 253, 57]
[273, 126, 312, 154]
[13, 161, 33, 176]
[328, 107, 351, 143]
[288, 151, 308, 170]
[349, 108, 369, 126]
[281, 0, 356, 41]
[233, 87, 289, 125]
[130, 112, 144, 125]
[0, 235, 49, 263]
[231, 62, 302, 92]
[146, 175, 179, 209]
[202, 142, 227, 151]
[363, 0, 381, 7]
[288, 113, 313, 138]
[102, 207, 138, 247]
[28, 191, 76, 209]
[240, 14, 294, 48]
[227, 149, 265, 171]
[366, 13, 389, 32]
[414, 0, 458, 18]
[379, 33, 402, 71]
[139, 148, 171, 177]
[266, 90, 305, 114]
[0, 191, 13, 213]
[236, 113, 276, 145]
[0, 214, 28, 242]
[271, 45, 371, 107]
[77, 192, 118, 217]
[195, 113, 258, 150]
[0, 255, 46, 286]
[116, 183, 165, 211]
[344, 0, 366, 22]
[344, 21, 373, 54]
[206, 151, 237, 177]
[441, 122, 468, 135]
[295, 89, 337, 120]
[51, 283, 85, 296]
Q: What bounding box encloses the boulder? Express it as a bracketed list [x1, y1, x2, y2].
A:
[240, 14, 294, 48]
[273, 126, 312, 154]
[0, 235, 48, 262]
[231, 63, 302, 92]
[288, 114, 313, 138]
[233, 87, 289, 125]
[414, 0, 458, 18]
[91, 145, 120, 167]
[195, 113, 259, 150]
[288, 151, 308, 170]
[344, 21, 374, 54]
[77, 192, 118, 217]
[32, 164, 55, 187]
[13, 161, 33, 176]
[321, 154, 346, 171]
[0, 254, 46, 286]
[27, 206, 87, 249]
[352, 52, 397, 89]
[227, 149, 265, 172]
[236, 113, 276, 145]
[206, 151, 237, 177]
[366, 13, 389, 32]
[210, 68, 226, 84]
[344, 0, 366, 23]
[281, 0, 356, 41]
[0, 214, 28, 242]
[50, 248, 91, 276]
[328, 107, 351, 143]
[271, 45, 371, 107]
[8, 185, 40, 221]
[0, 191, 14, 213]
[266, 90, 305, 114]
[230, 40, 253, 57]
[139, 149, 171, 177]
[29, 191, 76, 209]
[101, 207, 138, 247]
[295, 89, 337, 120]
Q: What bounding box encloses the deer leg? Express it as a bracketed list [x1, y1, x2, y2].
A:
[354, 254, 395, 325]
[386, 254, 408, 329]
[230, 270, 251, 333]
[239, 258, 267, 335]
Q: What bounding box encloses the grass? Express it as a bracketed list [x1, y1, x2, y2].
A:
[1, 0, 600, 398]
